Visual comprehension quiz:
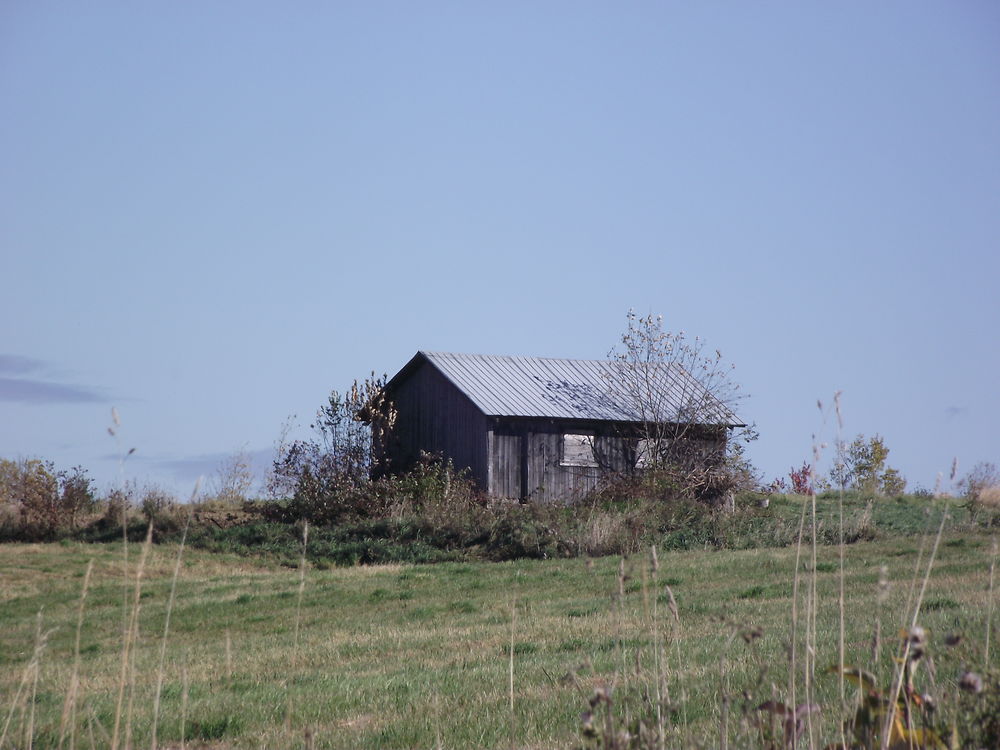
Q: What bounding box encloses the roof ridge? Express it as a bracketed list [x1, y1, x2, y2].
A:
[421, 350, 610, 363]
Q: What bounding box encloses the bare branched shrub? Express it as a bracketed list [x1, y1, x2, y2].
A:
[140, 485, 177, 524]
[210, 446, 255, 505]
[97, 481, 181, 535]
[102, 487, 131, 527]
[0, 458, 96, 539]
[959, 461, 999, 503]
[389, 452, 485, 525]
[977, 485, 1000, 508]
[602, 311, 755, 504]
[268, 374, 398, 523]
[59, 466, 96, 529]
[958, 463, 1000, 526]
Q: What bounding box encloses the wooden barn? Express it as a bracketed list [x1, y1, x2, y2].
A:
[376, 351, 742, 503]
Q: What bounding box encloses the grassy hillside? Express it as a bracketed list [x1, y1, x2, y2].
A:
[1, 523, 996, 748]
[85, 490, 994, 567]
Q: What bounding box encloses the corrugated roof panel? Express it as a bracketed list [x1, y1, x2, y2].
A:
[399, 351, 741, 425]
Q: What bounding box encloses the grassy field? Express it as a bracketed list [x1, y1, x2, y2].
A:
[1, 520, 996, 748]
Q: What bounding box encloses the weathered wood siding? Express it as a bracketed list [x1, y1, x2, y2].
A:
[384, 360, 489, 489]
[489, 426, 522, 500]
[488, 419, 638, 503]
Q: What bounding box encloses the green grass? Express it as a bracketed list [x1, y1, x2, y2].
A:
[0, 528, 996, 748]
[763, 491, 971, 535]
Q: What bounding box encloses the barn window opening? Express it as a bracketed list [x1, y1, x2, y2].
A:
[635, 438, 653, 469]
[635, 438, 670, 469]
[562, 433, 598, 467]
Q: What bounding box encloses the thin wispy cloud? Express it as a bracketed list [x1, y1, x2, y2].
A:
[0, 355, 44, 376]
[0, 354, 106, 404]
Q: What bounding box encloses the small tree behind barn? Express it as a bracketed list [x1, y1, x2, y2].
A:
[604, 311, 753, 502]
[268, 373, 397, 523]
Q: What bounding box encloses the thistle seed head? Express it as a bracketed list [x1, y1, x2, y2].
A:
[959, 671, 983, 694]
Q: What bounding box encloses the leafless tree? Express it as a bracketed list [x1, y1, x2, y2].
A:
[210, 446, 256, 504]
[268, 373, 397, 522]
[603, 311, 753, 501]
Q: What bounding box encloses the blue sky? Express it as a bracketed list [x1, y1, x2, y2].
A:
[2, 2, 998, 497]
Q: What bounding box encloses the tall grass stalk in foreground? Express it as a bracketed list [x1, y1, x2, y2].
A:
[986, 537, 997, 669]
[787, 482, 809, 746]
[286, 521, 310, 733]
[663, 581, 686, 743]
[107, 404, 137, 750]
[28, 612, 43, 750]
[616, 558, 627, 679]
[718, 626, 740, 750]
[509, 596, 517, 750]
[180, 658, 189, 750]
[649, 546, 665, 750]
[805, 442, 822, 749]
[225, 629, 233, 684]
[0, 612, 52, 750]
[151, 507, 192, 750]
[879, 509, 947, 750]
[834, 391, 847, 750]
[293, 521, 310, 667]
[780, 429, 828, 750]
[57, 558, 93, 750]
[111, 523, 153, 750]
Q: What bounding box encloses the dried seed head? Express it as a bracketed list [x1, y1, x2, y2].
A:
[907, 625, 927, 645]
[877, 565, 890, 604]
[664, 585, 679, 624]
[589, 685, 611, 707]
[741, 626, 764, 644]
[959, 672, 983, 694]
[112, 407, 121, 427]
[757, 700, 791, 717]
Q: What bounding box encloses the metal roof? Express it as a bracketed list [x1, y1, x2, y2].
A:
[387, 351, 742, 426]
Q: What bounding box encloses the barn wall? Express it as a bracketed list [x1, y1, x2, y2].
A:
[490, 418, 639, 503]
[489, 425, 522, 500]
[527, 431, 599, 502]
[384, 361, 489, 488]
